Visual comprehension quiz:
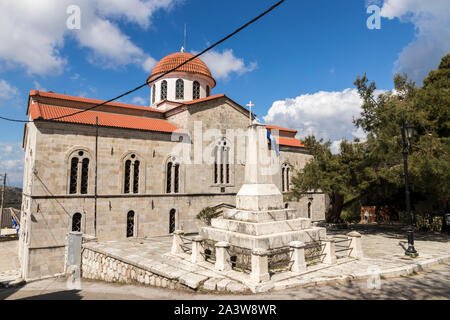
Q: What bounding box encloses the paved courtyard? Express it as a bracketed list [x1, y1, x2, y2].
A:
[0, 262, 448, 300]
[1, 225, 449, 296]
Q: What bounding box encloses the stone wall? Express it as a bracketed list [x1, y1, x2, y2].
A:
[19, 98, 326, 281]
[81, 247, 184, 290]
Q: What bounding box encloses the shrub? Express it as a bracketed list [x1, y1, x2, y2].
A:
[196, 207, 220, 226]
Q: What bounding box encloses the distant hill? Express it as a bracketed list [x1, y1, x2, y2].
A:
[2, 186, 22, 209]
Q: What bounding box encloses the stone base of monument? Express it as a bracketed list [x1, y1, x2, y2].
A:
[201, 208, 326, 250]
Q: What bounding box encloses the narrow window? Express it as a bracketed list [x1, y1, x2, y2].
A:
[69, 157, 78, 194]
[169, 209, 176, 234]
[166, 162, 172, 193]
[152, 84, 156, 104]
[226, 147, 230, 184]
[176, 79, 184, 100]
[133, 160, 140, 194]
[80, 158, 89, 194]
[219, 147, 224, 184]
[214, 146, 218, 184]
[174, 164, 180, 193]
[127, 211, 135, 238]
[193, 81, 200, 100]
[206, 85, 210, 97]
[72, 212, 81, 232]
[124, 160, 131, 194]
[308, 202, 312, 219]
[281, 167, 285, 192]
[161, 80, 167, 100]
[286, 167, 290, 191]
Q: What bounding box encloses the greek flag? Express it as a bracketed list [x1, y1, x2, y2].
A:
[267, 130, 280, 157]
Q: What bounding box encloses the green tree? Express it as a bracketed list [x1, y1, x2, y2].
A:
[291, 53, 450, 223]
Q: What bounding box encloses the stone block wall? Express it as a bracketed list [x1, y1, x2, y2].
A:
[81, 248, 184, 290]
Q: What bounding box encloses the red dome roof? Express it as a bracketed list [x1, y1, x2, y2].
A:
[148, 52, 215, 87]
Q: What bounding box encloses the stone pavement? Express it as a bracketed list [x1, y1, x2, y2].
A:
[0, 239, 23, 288]
[82, 229, 450, 293]
[1, 262, 449, 300]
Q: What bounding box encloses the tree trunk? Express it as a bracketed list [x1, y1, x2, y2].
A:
[326, 192, 344, 223]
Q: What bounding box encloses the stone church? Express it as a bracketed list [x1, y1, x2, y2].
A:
[18, 52, 326, 281]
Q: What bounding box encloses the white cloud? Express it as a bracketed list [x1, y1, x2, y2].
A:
[142, 56, 157, 73]
[131, 96, 147, 105]
[0, 142, 24, 187]
[0, 0, 177, 75]
[33, 81, 47, 92]
[0, 79, 18, 100]
[263, 89, 388, 154]
[380, 0, 450, 83]
[194, 49, 258, 79]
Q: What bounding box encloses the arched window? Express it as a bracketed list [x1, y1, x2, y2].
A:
[206, 85, 210, 97]
[176, 79, 184, 100]
[127, 211, 135, 238]
[214, 138, 230, 185]
[123, 154, 140, 194]
[169, 209, 176, 234]
[281, 163, 290, 192]
[161, 80, 167, 100]
[307, 202, 312, 219]
[80, 158, 89, 194]
[69, 157, 78, 194]
[166, 158, 180, 193]
[72, 212, 82, 232]
[152, 85, 156, 104]
[68, 151, 90, 194]
[193, 81, 200, 100]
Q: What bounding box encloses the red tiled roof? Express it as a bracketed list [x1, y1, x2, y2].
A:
[29, 103, 179, 134]
[149, 52, 216, 87]
[182, 94, 225, 105]
[29, 90, 162, 113]
[266, 125, 297, 134]
[277, 137, 305, 148]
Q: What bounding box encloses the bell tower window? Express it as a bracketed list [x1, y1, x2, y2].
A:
[161, 80, 167, 100]
[176, 79, 184, 100]
[193, 81, 200, 100]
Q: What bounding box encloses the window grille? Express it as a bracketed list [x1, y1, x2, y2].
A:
[69, 157, 78, 194]
[169, 209, 176, 233]
[72, 213, 81, 232]
[174, 164, 180, 193]
[193, 81, 200, 100]
[161, 80, 167, 100]
[166, 162, 172, 193]
[80, 158, 89, 194]
[124, 160, 131, 194]
[152, 85, 156, 104]
[133, 160, 140, 194]
[127, 211, 135, 238]
[176, 79, 184, 100]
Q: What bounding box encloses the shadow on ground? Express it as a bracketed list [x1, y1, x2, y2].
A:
[327, 223, 450, 243]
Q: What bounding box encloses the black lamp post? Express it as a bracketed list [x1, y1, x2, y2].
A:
[401, 122, 418, 257]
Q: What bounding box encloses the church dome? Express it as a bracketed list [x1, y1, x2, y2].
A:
[148, 52, 216, 87]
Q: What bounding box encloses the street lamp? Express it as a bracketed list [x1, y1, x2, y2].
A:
[401, 122, 418, 257]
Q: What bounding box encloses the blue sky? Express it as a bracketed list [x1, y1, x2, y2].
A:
[0, 0, 449, 186]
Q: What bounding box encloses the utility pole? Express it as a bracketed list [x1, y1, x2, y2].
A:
[0, 173, 6, 229]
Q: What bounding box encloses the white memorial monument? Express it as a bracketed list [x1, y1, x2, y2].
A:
[201, 123, 327, 252]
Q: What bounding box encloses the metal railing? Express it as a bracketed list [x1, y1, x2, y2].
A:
[304, 241, 326, 266]
[267, 247, 293, 273]
[179, 235, 193, 254]
[334, 236, 352, 258]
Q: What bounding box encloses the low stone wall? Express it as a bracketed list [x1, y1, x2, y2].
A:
[81, 248, 185, 290]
